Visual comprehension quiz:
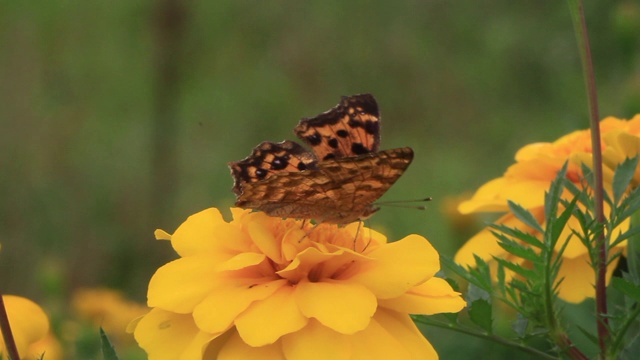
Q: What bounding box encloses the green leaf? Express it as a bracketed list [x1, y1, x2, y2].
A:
[613, 157, 639, 205]
[611, 277, 640, 302]
[508, 200, 544, 233]
[576, 325, 599, 345]
[100, 327, 120, 360]
[619, 188, 640, 221]
[489, 225, 544, 249]
[496, 238, 541, 263]
[547, 195, 579, 250]
[493, 257, 537, 279]
[469, 298, 493, 333]
[545, 163, 569, 219]
[612, 226, 640, 248]
[441, 257, 472, 281]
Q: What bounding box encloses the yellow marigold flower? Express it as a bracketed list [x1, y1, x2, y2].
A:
[72, 288, 148, 347]
[28, 331, 63, 360]
[1, 295, 50, 359]
[133, 208, 465, 360]
[456, 116, 640, 303]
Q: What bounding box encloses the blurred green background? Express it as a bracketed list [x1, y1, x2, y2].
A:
[1, 0, 639, 358]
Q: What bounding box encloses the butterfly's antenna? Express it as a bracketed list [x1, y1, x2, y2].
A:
[374, 197, 432, 210]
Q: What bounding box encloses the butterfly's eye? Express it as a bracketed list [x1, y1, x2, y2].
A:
[297, 162, 308, 170]
[255, 168, 268, 179]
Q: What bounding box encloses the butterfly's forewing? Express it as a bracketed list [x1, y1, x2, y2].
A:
[229, 140, 317, 196]
[234, 147, 413, 224]
[294, 94, 381, 161]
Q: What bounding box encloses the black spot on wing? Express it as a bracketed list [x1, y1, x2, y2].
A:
[305, 133, 322, 146]
[351, 143, 368, 155]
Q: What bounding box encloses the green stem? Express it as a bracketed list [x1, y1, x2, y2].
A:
[567, 0, 608, 356]
[415, 317, 556, 360]
[0, 294, 20, 360]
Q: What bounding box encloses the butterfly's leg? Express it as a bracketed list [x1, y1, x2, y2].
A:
[353, 220, 364, 251]
[360, 221, 374, 253]
[297, 219, 316, 243]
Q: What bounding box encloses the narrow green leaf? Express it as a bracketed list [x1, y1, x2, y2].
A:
[441, 257, 474, 283]
[508, 200, 544, 233]
[612, 226, 640, 248]
[493, 257, 537, 279]
[611, 277, 640, 302]
[496, 239, 541, 263]
[619, 191, 640, 221]
[509, 278, 530, 292]
[576, 325, 599, 345]
[100, 327, 120, 360]
[489, 226, 544, 249]
[545, 163, 569, 219]
[497, 262, 506, 288]
[613, 157, 639, 205]
[469, 299, 493, 333]
[548, 195, 579, 250]
[579, 163, 595, 189]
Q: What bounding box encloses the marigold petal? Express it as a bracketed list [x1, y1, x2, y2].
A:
[217, 252, 267, 271]
[295, 280, 376, 334]
[277, 247, 367, 284]
[218, 330, 286, 360]
[193, 279, 288, 334]
[171, 208, 225, 257]
[247, 221, 284, 263]
[154, 229, 172, 241]
[455, 211, 536, 266]
[1, 296, 49, 356]
[344, 235, 439, 299]
[148, 256, 219, 313]
[556, 252, 621, 303]
[235, 285, 308, 346]
[133, 308, 216, 360]
[281, 319, 351, 360]
[350, 308, 437, 360]
[379, 277, 466, 315]
[458, 178, 509, 213]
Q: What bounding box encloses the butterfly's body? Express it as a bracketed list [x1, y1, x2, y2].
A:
[229, 94, 413, 225]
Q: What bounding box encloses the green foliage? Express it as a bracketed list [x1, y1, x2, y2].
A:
[100, 327, 120, 360]
[434, 160, 640, 358]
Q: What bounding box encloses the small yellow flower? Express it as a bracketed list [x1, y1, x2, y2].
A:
[72, 288, 148, 347]
[456, 116, 640, 303]
[133, 208, 465, 359]
[0, 295, 50, 359]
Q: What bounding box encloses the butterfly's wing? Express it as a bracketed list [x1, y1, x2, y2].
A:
[234, 147, 413, 224]
[229, 140, 318, 196]
[294, 94, 381, 161]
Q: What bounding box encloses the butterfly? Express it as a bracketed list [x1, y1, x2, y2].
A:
[228, 94, 413, 224]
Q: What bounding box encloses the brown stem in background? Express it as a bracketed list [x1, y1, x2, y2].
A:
[0, 294, 20, 360]
[567, 0, 608, 357]
[151, 0, 188, 225]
